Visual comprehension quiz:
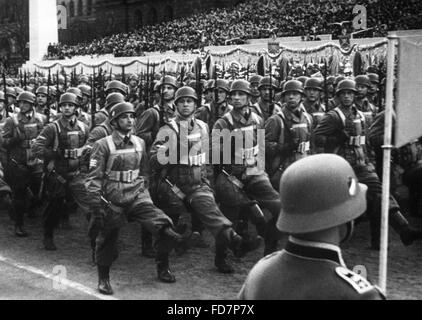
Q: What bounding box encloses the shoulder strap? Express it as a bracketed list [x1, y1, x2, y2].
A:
[76, 120, 87, 137]
[52, 120, 61, 152]
[99, 123, 112, 135]
[334, 107, 346, 127]
[104, 135, 116, 176]
[221, 112, 234, 130]
[250, 111, 261, 125]
[276, 110, 285, 128]
[166, 118, 179, 135]
[196, 119, 209, 136]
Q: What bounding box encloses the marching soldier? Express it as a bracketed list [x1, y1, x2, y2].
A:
[150, 86, 254, 273]
[195, 79, 232, 130]
[105, 80, 128, 97]
[249, 75, 262, 105]
[86, 102, 183, 295]
[5, 87, 19, 114]
[127, 74, 140, 106]
[32, 93, 91, 250]
[77, 84, 94, 114]
[66, 87, 92, 128]
[313, 79, 422, 249]
[251, 76, 282, 122]
[239, 154, 385, 300]
[212, 79, 282, 256]
[326, 76, 345, 111]
[35, 86, 55, 122]
[367, 73, 380, 106]
[265, 80, 312, 190]
[135, 75, 178, 149]
[3, 91, 45, 237]
[354, 75, 377, 128]
[303, 78, 326, 127]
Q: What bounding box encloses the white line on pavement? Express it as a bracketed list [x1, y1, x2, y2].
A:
[0, 254, 118, 300]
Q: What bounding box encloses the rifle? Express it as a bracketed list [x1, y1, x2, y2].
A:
[221, 169, 266, 224]
[56, 70, 60, 105]
[2, 72, 9, 118]
[323, 59, 329, 109]
[269, 71, 274, 116]
[121, 66, 125, 84]
[164, 178, 186, 201]
[149, 64, 156, 110]
[91, 69, 96, 130]
[213, 65, 219, 123]
[159, 66, 167, 128]
[24, 71, 27, 91]
[145, 61, 150, 109]
[63, 70, 68, 91]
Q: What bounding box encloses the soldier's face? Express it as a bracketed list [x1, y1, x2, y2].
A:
[61, 103, 76, 117]
[116, 113, 135, 132]
[129, 80, 137, 87]
[369, 83, 378, 94]
[285, 92, 302, 109]
[37, 94, 48, 106]
[176, 97, 196, 118]
[356, 85, 368, 98]
[338, 90, 355, 107]
[305, 88, 320, 102]
[19, 101, 33, 113]
[259, 86, 274, 102]
[215, 89, 227, 104]
[162, 85, 176, 101]
[82, 95, 89, 105]
[205, 90, 213, 101]
[230, 91, 249, 109]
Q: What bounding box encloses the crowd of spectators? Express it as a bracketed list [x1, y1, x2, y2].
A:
[45, 0, 422, 60]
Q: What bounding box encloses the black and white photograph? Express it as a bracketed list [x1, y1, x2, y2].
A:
[0, 0, 421, 303]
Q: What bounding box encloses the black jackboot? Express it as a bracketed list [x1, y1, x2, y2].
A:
[98, 265, 113, 295]
[390, 210, 422, 246]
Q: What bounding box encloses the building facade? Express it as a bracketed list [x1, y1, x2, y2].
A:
[58, 0, 238, 44]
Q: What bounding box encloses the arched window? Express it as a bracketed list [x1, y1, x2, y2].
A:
[77, 0, 83, 16]
[149, 7, 157, 25]
[164, 5, 173, 22]
[69, 0, 75, 18]
[87, 0, 93, 15]
[135, 10, 143, 27]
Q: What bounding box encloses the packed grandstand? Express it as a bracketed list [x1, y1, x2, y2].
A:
[45, 0, 422, 60]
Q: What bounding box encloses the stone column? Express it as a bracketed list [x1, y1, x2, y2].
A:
[29, 0, 58, 61]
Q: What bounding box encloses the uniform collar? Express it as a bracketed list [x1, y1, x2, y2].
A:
[283, 104, 305, 122]
[231, 107, 254, 125]
[112, 130, 132, 146]
[285, 236, 346, 266]
[19, 110, 34, 121]
[59, 115, 78, 128]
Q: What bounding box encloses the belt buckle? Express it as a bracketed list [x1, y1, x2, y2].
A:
[126, 170, 133, 183]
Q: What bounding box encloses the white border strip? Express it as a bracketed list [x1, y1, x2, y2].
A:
[0, 254, 118, 300]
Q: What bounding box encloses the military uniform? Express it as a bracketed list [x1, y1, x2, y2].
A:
[238, 237, 385, 300]
[302, 99, 326, 128]
[265, 105, 312, 190]
[213, 108, 281, 255]
[314, 85, 420, 248]
[33, 114, 90, 249]
[3, 109, 45, 234]
[86, 130, 177, 280]
[150, 113, 247, 271]
[250, 100, 282, 123]
[195, 101, 232, 130]
[355, 97, 377, 128]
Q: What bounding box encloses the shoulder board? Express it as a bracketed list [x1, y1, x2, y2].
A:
[76, 120, 87, 136]
[335, 266, 374, 294]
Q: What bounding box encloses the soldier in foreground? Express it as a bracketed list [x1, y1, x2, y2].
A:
[238, 154, 385, 300]
[86, 102, 183, 295]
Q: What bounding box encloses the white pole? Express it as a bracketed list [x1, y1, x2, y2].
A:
[379, 32, 398, 294]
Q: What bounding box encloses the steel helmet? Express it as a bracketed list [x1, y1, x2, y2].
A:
[326, 76, 336, 85]
[367, 73, 379, 84]
[354, 75, 371, 87]
[230, 79, 251, 95]
[205, 79, 215, 92]
[296, 76, 309, 86]
[15, 87, 24, 95]
[109, 102, 135, 122]
[105, 80, 128, 95]
[105, 92, 125, 110]
[5, 87, 17, 98]
[277, 154, 367, 234]
[159, 76, 178, 89]
[128, 74, 138, 82]
[66, 87, 83, 100]
[175, 86, 198, 103]
[78, 84, 92, 97]
[5, 78, 14, 87]
[17, 91, 36, 104]
[282, 80, 304, 96]
[334, 75, 346, 87]
[249, 75, 263, 86]
[258, 76, 279, 90]
[336, 79, 357, 95]
[304, 78, 323, 91]
[59, 93, 79, 106]
[79, 75, 89, 84]
[187, 80, 197, 90]
[36, 86, 49, 96]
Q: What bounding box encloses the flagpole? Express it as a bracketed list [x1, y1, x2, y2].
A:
[379, 32, 398, 294]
